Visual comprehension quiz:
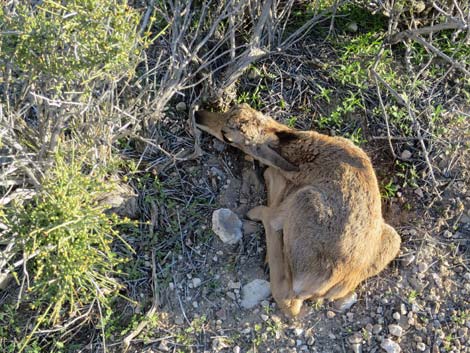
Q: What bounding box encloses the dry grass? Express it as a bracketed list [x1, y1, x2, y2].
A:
[1, 0, 469, 352]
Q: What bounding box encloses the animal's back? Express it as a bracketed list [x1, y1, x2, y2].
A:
[278, 133, 386, 298]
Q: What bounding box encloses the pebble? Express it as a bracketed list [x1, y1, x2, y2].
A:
[417, 342, 426, 351]
[233, 346, 241, 353]
[260, 314, 269, 321]
[414, 188, 424, 198]
[443, 230, 453, 238]
[228, 280, 241, 289]
[192, 278, 202, 288]
[176, 102, 187, 112]
[307, 336, 315, 345]
[348, 333, 362, 344]
[418, 262, 428, 273]
[372, 324, 383, 334]
[393, 312, 401, 321]
[381, 338, 401, 353]
[401, 150, 412, 160]
[240, 279, 271, 309]
[347, 22, 358, 32]
[326, 310, 336, 319]
[294, 328, 304, 337]
[212, 208, 243, 244]
[400, 303, 408, 315]
[351, 343, 362, 353]
[388, 324, 403, 337]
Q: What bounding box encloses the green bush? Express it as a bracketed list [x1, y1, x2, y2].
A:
[0, 0, 144, 93]
[2, 152, 129, 329]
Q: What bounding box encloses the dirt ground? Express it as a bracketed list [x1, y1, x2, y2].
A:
[117, 113, 469, 353]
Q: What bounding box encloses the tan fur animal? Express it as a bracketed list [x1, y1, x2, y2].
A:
[195, 104, 401, 317]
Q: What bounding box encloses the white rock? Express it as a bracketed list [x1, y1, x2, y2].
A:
[334, 292, 358, 311]
[416, 342, 426, 351]
[240, 279, 271, 309]
[401, 150, 412, 160]
[192, 277, 202, 288]
[0, 273, 12, 290]
[388, 324, 403, 337]
[176, 102, 187, 111]
[233, 346, 241, 353]
[381, 338, 401, 353]
[443, 230, 453, 238]
[212, 208, 243, 244]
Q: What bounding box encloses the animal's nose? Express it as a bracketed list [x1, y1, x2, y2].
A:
[194, 110, 204, 124]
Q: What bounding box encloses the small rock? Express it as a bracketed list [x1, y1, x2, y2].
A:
[192, 278, 202, 288]
[351, 343, 362, 353]
[0, 273, 12, 290]
[228, 280, 241, 289]
[333, 292, 358, 311]
[414, 188, 424, 198]
[417, 262, 428, 273]
[388, 324, 403, 337]
[348, 333, 362, 344]
[294, 328, 304, 337]
[401, 150, 412, 160]
[393, 312, 401, 321]
[373, 324, 383, 334]
[261, 314, 269, 321]
[443, 230, 453, 238]
[240, 279, 271, 309]
[307, 336, 315, 345]
[212, 208, 243, 244]
[381, 338, 401, 353]
[400, 303, 408, 315]
[192, 301, 198, 308]
[416, 342, 426, 351]
[347, 22, 358, 32]
[176, 102, 187, 112]
[326, 310, 336, 319]
[233, 346, 241, 353]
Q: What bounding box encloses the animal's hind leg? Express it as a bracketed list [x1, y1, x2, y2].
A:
[264, 224, 303, 317]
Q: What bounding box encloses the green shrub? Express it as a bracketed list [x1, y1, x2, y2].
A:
[2, 152, 129, 330]
[0, 0, 145, 93]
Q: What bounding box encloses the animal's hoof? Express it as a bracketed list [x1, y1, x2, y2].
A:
[246, 205, 266, 221]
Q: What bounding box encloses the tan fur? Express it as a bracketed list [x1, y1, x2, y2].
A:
[196, 104, 401, 317]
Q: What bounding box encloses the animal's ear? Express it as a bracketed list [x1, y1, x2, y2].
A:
[255, 144, 299, 172]
[275, 130, 301, 144]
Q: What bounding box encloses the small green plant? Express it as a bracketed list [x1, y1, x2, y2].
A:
[286, 116, 298, 128]
[1, 151, 131, 350]
[237, 84, 266, 110]
[381, 180, 398, 199]
[408, 290, 418, 302]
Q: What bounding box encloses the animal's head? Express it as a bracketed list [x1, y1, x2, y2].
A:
[195, 104, 298, 171]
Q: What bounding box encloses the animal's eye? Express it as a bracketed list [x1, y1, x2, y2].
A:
[221, 131, 233, 143]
